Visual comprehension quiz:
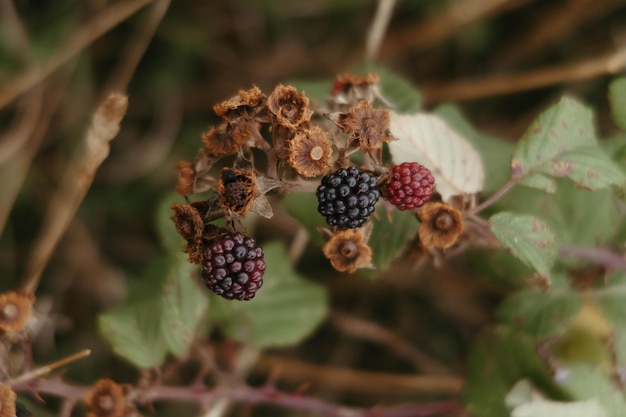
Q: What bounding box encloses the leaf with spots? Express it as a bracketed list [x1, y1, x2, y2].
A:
[512, 97, 625, 192]
[388, 112, 485, 201]
[609, 76, 626, 132]
[490, 212, 557, 283]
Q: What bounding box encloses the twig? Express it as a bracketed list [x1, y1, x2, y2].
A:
[466, 178, 517, 215]
[253, 354, 464, 396]
[0, 0, 153, 109]
[8, 350, 91, 386]
[423, 46, 626, 103]
[331, 312, 451, 375]
[20, 93, 128, 294]
[288, 226, 310, 267]
[365, 0, 397, 62]
[559, 246, 626, 271]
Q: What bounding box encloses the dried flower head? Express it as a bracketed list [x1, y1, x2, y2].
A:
[340, 100, 392, 154]
[267, 85, 313, 130]
[84, 379, 128, 417]
[218, 167, 258, 217]
[202, 122, 252, 158]
[322, 226, 373, 273]
[213, 85, 267, 122]
[175, 160, 196, 195]
[171, 203, 205, 244]
[0, 383, 16, 417]
[0, 291, 34, 334]
[288, 126, 334, 178]
[418, 202, 464, 249]
[329, 73, 390, 107]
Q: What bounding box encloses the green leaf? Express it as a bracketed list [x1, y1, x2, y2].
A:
[287, 79, 332, 105]
[511, 399, 607, 417]
[465, 326, 562, 417]
[511, 97, 625, 191]
[591, 272, 626, 324]
[210, 241, 328, 347]
[558, 364, 626, 417]
[609, 76, 626, 132]
[435, 104, 513, 193]
[366, 207, 418, 277]
[496, 274, 583, 339]
[490, 212, 557, 282]
[160, 255, 209, 357]
[282, 192, 327, 247]
[99, 299, 168, 368]
[376, 67, 422, 112]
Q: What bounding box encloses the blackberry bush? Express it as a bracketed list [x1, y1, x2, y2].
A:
[202, 232, 265, 300]
[316, 166, 381, 228]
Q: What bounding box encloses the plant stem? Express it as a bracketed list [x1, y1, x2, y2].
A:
[559, 246, 626, 271]
[466, 178, 517, 216]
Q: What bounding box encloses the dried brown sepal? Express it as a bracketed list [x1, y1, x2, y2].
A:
[322, 227, 373, 273]
[202, 123, 251, 158]
[84, 378, 128, 417]
[340, 100, 392, 154]
[0, 291, 34, 334]
[175, 161, 196, 195]
[267, 85, 313, 130]
[0, 383, 16, 417]
[288, 126, 334, 178]
[329, 73, 390, 107]
[171, 203, 205, 244]
[218, 167, 258, 217]
[418, 202, 464, 249]
[213, 85, 267, 122]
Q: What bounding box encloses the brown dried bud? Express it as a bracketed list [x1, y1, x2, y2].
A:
[213, 85, 267, 122]
[340, 100, 392, 153]
[0, 291, 34, 334]
[267, 85, 313, 130]
[202, 122, 252, 158]
[0, 383, 16, 417]
[329, 73, 390, 107]
[418, 202, 464, 249]
[175, 161, 196, 195]
[84, 379, 128, 417]
[288, 126, 334, 178]
[218, 167, 258, 217]
[171, 203, 205, 244]
[322, 227, 373, 273]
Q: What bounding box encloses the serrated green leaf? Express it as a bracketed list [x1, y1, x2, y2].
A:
[558, 364, 626, 417]
[512, 97, 625, 191]
[99, 299, 168, 368]
[161, 255, 209, 357]
[465, 326, 562, 417]
[490, 212, 557, 282]
[590, 273, 626, 324]
[496, 276, 582, 339]
[365, 207, 418, 278]
[210, 241, 327, 347]
[609, 76, 626, 132]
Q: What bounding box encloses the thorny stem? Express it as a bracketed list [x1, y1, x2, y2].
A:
[13, 377, 463, 417]
[559, 246, 626, 271]
[466, 177, 518, 216]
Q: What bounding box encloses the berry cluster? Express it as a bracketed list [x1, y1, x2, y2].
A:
[202, 232, 265, 300]
[316, 166, 380, 228]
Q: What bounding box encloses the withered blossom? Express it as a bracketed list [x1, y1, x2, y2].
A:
[0, 291, 34, 334]
[202, 122, 251, 158]
[213, 85, 267, 122]
[329, 73, 390, 107]
[84, 379, 128, 417]
[171, 203, 205, 244]
[218, 166, 258, 217]
[288, 126, 334, 178]
[322, 225, 373, 273]
[0, 383, 16, 417]
[340, 100, 392, 154]
[175, 161, 196, 196]
[267, 85, 313, 130]
[418, 202, 464, 249]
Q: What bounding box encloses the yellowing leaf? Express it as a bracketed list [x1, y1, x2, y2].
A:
[388, 112, 485, 201]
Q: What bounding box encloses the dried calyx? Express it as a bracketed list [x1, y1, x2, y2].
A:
[321, 223, 374, 273]
[418, 202, 464, 249]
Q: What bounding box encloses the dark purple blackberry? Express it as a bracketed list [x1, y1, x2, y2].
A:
[316, 166, 380, 228]
[202, 232, 265, 300]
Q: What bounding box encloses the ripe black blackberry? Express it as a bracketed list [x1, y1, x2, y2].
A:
[316, 166, 380, 228]
[384, 162, 435, 210]
[202, 232, 265, 300]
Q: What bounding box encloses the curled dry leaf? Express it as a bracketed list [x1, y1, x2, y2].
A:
[388, 112, 485, 202]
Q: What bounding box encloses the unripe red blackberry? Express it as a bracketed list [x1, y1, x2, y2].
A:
[384, 162, 435, 210]
[316, 166, 380, 228]
[202, 232, 265, 300]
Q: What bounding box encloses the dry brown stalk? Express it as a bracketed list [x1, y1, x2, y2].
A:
[21, 93, 129, 294]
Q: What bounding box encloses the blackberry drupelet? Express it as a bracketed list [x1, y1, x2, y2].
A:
[384, 162, 435, 210]
[316, 166, 380, 228]
[202, 232, 265, 300]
